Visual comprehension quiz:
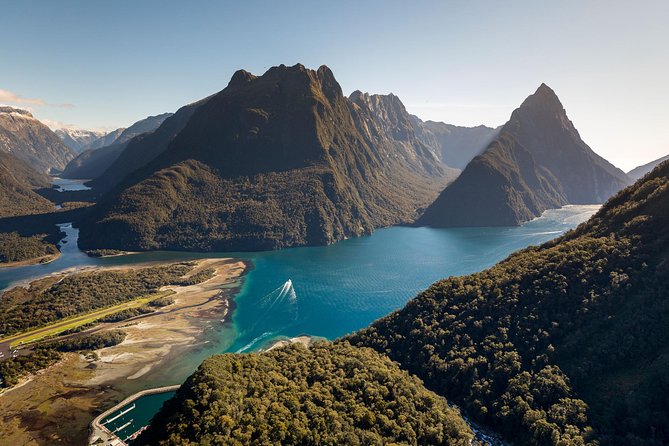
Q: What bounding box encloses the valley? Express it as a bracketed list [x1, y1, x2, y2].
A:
[1, 4, 667, 442]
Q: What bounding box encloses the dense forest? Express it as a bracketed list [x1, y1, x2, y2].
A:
[134, 162, 669, 446]
[348, 161, 669, 445]
[0, 262, 205, 336]
[138, 342, 473, 446]
[0, 232, 59, 263]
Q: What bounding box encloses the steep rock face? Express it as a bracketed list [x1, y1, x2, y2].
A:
[348, 91, 451, 177]
[78, 64, 447, 251]
[0, 151, 53, 217]
[61, 112, 173, 180]
[0, 107, 76, 173]
[627, 153, 669, 181]
[350, 160, 669, 445]
[410, 116, 499, 169]
[417, 84, 631, 227]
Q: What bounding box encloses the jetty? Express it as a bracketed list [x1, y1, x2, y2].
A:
[88, 385, 180, 446]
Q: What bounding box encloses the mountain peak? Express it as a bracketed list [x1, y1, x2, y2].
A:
[0, 106, 34, 118]
[228, 69, 257, 88]
[519, 82, 563, 112]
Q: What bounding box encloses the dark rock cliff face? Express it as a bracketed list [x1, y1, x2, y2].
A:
[61, 113, 173, 180]
[416, 84, 631, 227]
[78, 64, 448, 251]
[0, 107, 75, 173]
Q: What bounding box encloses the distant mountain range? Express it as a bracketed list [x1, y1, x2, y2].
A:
[61, 113, 172, 179]
[417, 84, 631, 227]
[411, 117, 499, 169]
[0, 106, 75, 173]
[54, 128, 107, 153]
[627, 153, 669, 181]
[77, 64, 451, 252]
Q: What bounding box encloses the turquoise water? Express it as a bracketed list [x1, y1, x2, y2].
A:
[101, 391, 176, 442]
[0, 205, 599, 361]
[0, 205, 599, 441]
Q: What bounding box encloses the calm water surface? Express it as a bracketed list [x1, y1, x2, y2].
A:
[0, 204, 599, 441]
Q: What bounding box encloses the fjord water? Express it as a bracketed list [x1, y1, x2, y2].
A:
[0, 204, 598, 442]
[0, 205, 599, 365]
[227, 205, 599, 353]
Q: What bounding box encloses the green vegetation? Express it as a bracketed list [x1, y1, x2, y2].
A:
[0, 263, 202, 337]
[0, 348, 61, 388]
[0, 150, 54, 218]
[349, 161, 669, 445]
[78, 64, 446, 252]
[85, 248, 126, 257]
[138, 342, 473, 446]
[97, 306, 154, 322]
[0, 232, 59, 263]
[148, 296, 175, 307]
[0, 331, 126, 388]
[43, 330, 126, 352]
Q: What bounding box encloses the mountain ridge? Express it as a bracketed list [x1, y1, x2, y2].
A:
[0, 106, 76, 173]
[77, 63, 449, 252]
[416, 83, 630, 227]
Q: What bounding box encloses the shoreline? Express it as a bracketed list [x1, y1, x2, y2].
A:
[88, 384, 181, 446]
[0, 252, 61, 269]
[0, 257, 250, 446]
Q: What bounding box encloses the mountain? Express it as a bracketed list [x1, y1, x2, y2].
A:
[627, 153, 669, 181]
[54, 128, 106, 153]
[411, 116, 499, 169]
[61, 113, 173, 180]
[139, 343, 473, 446]
[0, 151, 53, 217]
[349, 160, 669, 445]
[85, 106, 202, 191]
[105, 112, 173, 147]
[348, 91, 445, 175]
[0, 106, 76, 173]
[416, 84, 631, 227]
[86, 127, 125, 151]
[77, 64, 448, 252]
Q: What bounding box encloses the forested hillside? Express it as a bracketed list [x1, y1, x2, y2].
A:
[349, 160, 669, 445]
[139, 342, 473, 446]
[78, 64, 447, 252]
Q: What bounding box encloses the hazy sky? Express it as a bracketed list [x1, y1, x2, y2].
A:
[1, 0, 667, 170]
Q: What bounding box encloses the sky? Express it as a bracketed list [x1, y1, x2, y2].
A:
[1, 0, 667, 171]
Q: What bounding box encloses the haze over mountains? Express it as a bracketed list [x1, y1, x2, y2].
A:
[411, 117, 499, 169]
[417, 84, 631, 227]
[54, 128, 106, 153]
[627, 153, 669, 181]
[0, 106, 75, 173]
[61, 113, 172, 179]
